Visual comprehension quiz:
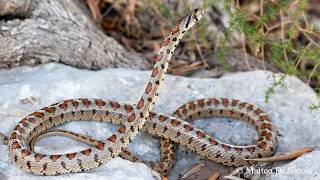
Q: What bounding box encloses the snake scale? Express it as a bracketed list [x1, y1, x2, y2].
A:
[2, 8, 277, 176]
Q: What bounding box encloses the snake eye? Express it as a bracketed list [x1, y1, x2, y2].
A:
[192, 8, 204, 22]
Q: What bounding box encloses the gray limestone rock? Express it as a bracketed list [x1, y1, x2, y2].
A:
[0, 63, 318, 179]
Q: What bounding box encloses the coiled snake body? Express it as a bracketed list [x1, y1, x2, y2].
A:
[3, 8, 277, 176]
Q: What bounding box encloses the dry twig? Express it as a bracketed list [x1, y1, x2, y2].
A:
[279, 9, 289, 62]
[208, 171, 220, 180]
[259, 0, 265, 69]
[308, 63, 319, 85]
[171, 61, 204, 76]
[181, 163, 205, 179]
[236, 0, 251, 70]
[244, 147, 314, 162]
[194, 39, 209, 68]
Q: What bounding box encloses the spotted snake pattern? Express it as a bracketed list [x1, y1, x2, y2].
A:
[2, 8, 277, 176]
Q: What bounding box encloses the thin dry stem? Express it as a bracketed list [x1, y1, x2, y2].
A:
[236, 0, 251, 70]
[298, 27, 320, 39]
[308, 63, 319, 85]
[244, 147, 314, 162]
[181, 163, 205, 179]
[208, 171, 220, 180]
[302, 12, 309, 29]
[265, 20, 292, 34]
[296, 25, 320, 48]
[193, 36, 209, 68]
[224, 176, 246, 180]
[294, 43, 312, 69]
[171, 61, 204, 76]
[259, 0, 265, 69]
[279, 9, 288, 62]
[301, 31, 320, 48]
[241, 33, 251, 70]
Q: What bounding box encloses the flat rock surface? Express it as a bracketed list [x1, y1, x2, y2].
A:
[0, 63, 319, 180]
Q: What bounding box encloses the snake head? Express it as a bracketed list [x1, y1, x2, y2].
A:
[177, 8, 204, 31]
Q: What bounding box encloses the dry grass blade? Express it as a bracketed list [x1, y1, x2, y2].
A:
[241, 33, 251, 70]
[244, 147, 314, 162]
[295, 43, 312, 69]
[265, 20, 292, 34]
[208, 171, 220, 180]
[308, 63, 319, 85]
[194, 41, 209, 68]
[279, 9, 288, 62]
[171, 62, 204, 76]
[224, 176, 246, 180]
[236, 0, 251, 70]
[296, 26, 320, 48]
[181, 163, 205, 179]
[259, 0, 265, 69]
[192, 29, 209, 69]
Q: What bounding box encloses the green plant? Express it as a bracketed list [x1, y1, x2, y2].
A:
[309, 103, 320, 111]
[264, 74, 287, 103]
[152, 0, 320, 109]
[221, 0, 319, 109]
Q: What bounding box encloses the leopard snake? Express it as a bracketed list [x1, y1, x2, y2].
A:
[0, 8, 277, 176]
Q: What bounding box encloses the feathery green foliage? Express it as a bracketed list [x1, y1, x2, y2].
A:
[264, 74, 287, 103]
[152, 0, 320, 110]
